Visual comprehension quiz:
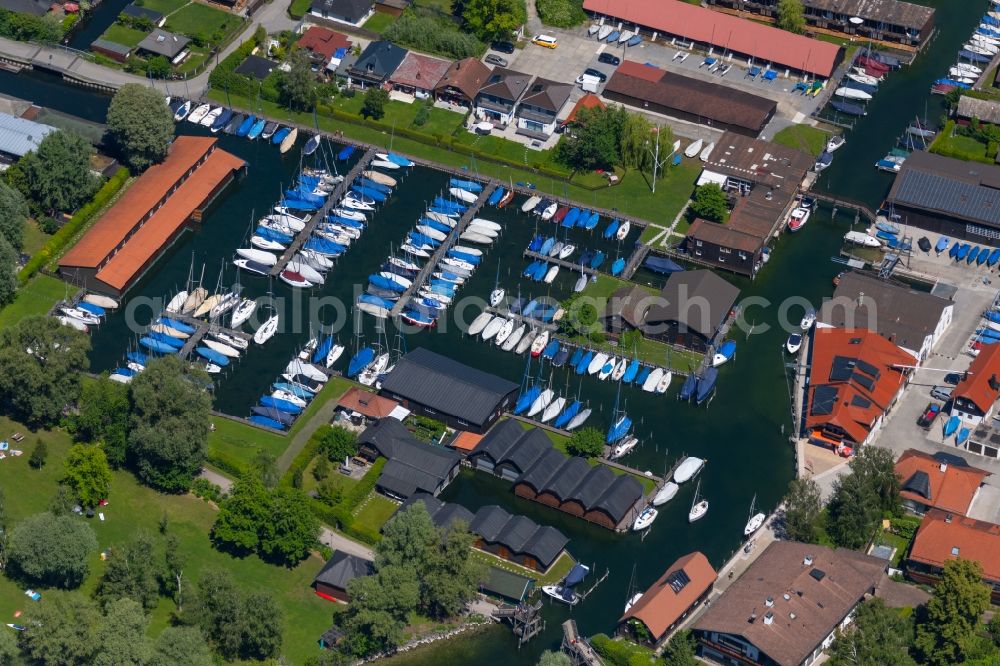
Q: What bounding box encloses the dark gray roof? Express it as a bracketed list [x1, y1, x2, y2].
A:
[310, 0, 373, 22]
[350, 40, 408, 81]
[572, 466, 617, 508]
[470, 504, 511, 541]
[515, 448, 566, 492]
[469, 418, 524, 464]
[401, 493, 476, 529]
[313, 551, 373, 589]
[137, 29, 189, 58]
[518, 77, 572, 113]
[482, 566, 533, 601]
[0, 0, 49, 16]
[235, 54, 278, 80]
[90, 39, 134, 57]
[902, 471, 931, 499]
[592, 475, 644, 522]
[122, 3, 163, 22]
[646, 269, 740, 338]
[380, 348, 518, 426]
[804, 0, 933, 31]
[543, 456, 592, 501]
[478, 67, 532, 102]
[499, 428, 552, 473]
[359, 419, 459, 498]
[888, 151, 1000, 228]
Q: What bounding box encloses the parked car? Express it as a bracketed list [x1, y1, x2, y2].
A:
[582, 67, 607, 82]
[491, 41, 515, 54]
[917, 403, 941, 429]
[943, 372, 963, 385]
[930, 385, 953, 402]
[485, 54, 508, 67]
[597, 52, 620, 66]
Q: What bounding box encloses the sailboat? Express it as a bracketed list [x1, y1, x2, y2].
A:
[744, 493, 765, 536]
[623, 565, 643, 613]
[253, 279, 279, 344]
[632, 505, 658, 531]
[688, 480, 708, 523]
[489, 259, 505, 307]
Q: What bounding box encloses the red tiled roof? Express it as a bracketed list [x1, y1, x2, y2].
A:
[337, 387, 400, 419]
[909, 509, 1000, 583]
[621, 552, 716, 640]
[806, 328, 916, 443]
[565, 93, 604, 124]
[434, 57, 491, 102]
[896, 449, 989, 516]
[389, 51, 451, 91]
[451, 431, 483, 452]
[296, 26, 351, 60]
[953, 343, 1000, 413]
[584, 0, 841, 78]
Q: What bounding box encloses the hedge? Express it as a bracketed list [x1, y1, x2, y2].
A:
[590, 633, 660, 666]
[307, 457, 387, 545]
[281, 426, 327, 487]
[206, 449, 248, 478]
[19, 168, 131, 285]
[208, 34, 262, 101]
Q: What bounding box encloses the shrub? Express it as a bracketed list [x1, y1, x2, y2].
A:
[383, 13, 484, 59]
[191, 477, 223, 503]
[536, 0, 587, 28]
[413, 104, 430, 127]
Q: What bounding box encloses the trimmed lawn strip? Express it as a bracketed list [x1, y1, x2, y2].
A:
[207, 90, 700, 224]
[470, 547, 575, 587]
[362, 10, 396, 33]
[165, 2, 242, 45]
[772, 124, 829, 156]
[288, 0, 311, 17]
[22, 220, 50, 257]
[100, 23, 148, 48]
[0, 274, 67, 328]
[352, 492, 399, 530]
[137, 0, 187, 14]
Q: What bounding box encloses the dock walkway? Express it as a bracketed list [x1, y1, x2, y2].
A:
[522, 250, 596, 276]
[483, 305, 559, 332]
[390, 183, 496, 316]
[167, 312, 252, 361]
[271, 149, 376, 276]
[561, 619, 604, 666]
[620, 244, 651, 280]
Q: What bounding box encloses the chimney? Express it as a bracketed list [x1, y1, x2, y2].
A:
[783, 593, 791, 601]
[764, 612, 774, 626]
[765, 597, 774, 607]
[945, 513, 953, 523]
[940, 462, 948, 473]
[857, 291, 865, 307]
[790, 612, 797, 620]
[804, 555, 813, 566]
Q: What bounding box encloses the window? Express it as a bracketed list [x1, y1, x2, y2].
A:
[719, 247, 731, 254]
[695, 240, 702, 246]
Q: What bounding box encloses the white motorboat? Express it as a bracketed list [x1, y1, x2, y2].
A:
[565, 406, 592, 430]
[467, 223, 499, 238]
[588, 352, 609, 375]
[448, 187, 478, 203]
[632, 506, 658, 531]
[786, 333, 803, 354]
[530, 330, 550, 357]
[165, 291, 187, 313]
[280, 270, 314, 289]
[489, 288, 505, 308]
[588, 23, 600, 36]
[272, 390, 307, 408]
[451, 245, 482, 256]
[826, 135, 846, 152]
[234, 259, 269, 276]
[654, 370, 672, 394]
[200, 106, 223, 127]
[469, 312, 493, 336]
[618, 29, 634, 44]
[624, 593, 643, 614]
[210, 331, 248, 350]
[237, 248, 277, 266]
[203, 339, 240, 358]
[363, 170, 396, 187]
[574, 272, 588, 292]
[559, 244, 576, 260]
[673, 456, 705, 484]
[844, 230, 881, 247]
[598, 24, 612, 40]
[151, 323, 186, 339]
[652, 481, 679, 506]
[187, 104, 211, 124]
[203, 362, 222, 375]
[266, 213, 307, 232]
[502, 324, 526, 352]
[331, 208, 367, 222]
[402, 243, 430, 258]
[527, 388, 554, 417]
[416, 225, 447, 242]
[965, 41, 996, 56]
[251, 235, 285, 251]
[494, 318, 515, 345]
[481, 316, 505, 341]
[521, 195, 542, 213]
[60, 306, 99, 325]
[688, 480, 708, 523]
[699, 142, 715, 161]
[460, 231, 494, 245]
[834, 87, 872, 101]
[370, 159, 400, 170]
[616, 220, 630, 240]
[787, 207, 810, 232]
[684, 139, 704, 158]
[543, 265, 560, 283]
[953, 62, 982, 74]
[610, 436, 637, 459]
[611, 357, 628, 381]
[60, 315, 88, 331]
[193, 294, 222, 319]
[357, 302, 390, 319]
[800, 308, 816, 330]
[390, 256, 421, 272]
[358, 353, 389, 386]
[598, 356, 617, 381]
[83, 294, 118, 309]
[540, 203, 558, 220]
[541, 396, 566, 423]
[181, 287, 207, 314]
[744, 494, 765, 537]
[642, 367, 663, 392]
[253, 314, 279, 344]
[427, 211, 458, 226]
[516, 328, 537, 355]
[470, 217, 502, 232]
[326, 343, 345, 368]
[288, 359, 327, 383]
[342, 197, 375, 212]
[846, 71, 879, 86]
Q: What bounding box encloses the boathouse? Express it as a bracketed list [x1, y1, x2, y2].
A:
[693, 542, 885, 666]
[603, 62, 777, 138]
[378, 348, 519, 433]
[584, 0, 841, 79]
[356, 418, 460, 499]
[895, 449, 989, 517]
[58, 136, 245, 296]
[907, 509, 1000, 604]
[399, 493, 570, 571]
[618, 552, 717, 646]
[644, 270, 740, 352]
[434, 57, 492, 108]
[951, 343, 1000, 429]
[818, 272, 953, 362]
[312, 551, 373, 603]
[601, 285, 655, 335]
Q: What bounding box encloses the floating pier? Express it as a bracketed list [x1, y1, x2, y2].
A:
[522, 249, 596, 276]
[560, 619, 605, 666]
[482, 305, 559, 332]
[165, 312, 253, 361]
[620, 244, 651, 280]
[492, 601, 545, 647]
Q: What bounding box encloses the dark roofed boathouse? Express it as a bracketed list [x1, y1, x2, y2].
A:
[469, 420, 643, 530]
[357, 418, 460, 500]
[379, 347, 519, 433]
[312, 551, 373, 603]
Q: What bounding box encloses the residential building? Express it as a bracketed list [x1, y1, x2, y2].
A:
[434, 57, 491, 108]
[693, 542, 885, 666]
[379, 347, 519, 433]
[563, 93, 605, 125]
[389, 51, 451, 99]
[643, 269, 740, 352]
[601, 285, 655, 335]
[356, 418, 461, 499]
[235, 54, 278, 80]
[475, 67, 532, 127]
[805, 328, 915, 451]
[951, 343, 1000, 426]
[0, 111, 55, 163]
[335, 387, 408, 424]
[603, 61, 777, 137]
[346, 40, 408, 88]
[0, 0, 50, 16]
[515, 77, 572, 139]
[685, 219, 764, 278]
[907, 509, 1000, 603]
[296, 26, 351, 69]
[619, 552, 717, 646]
[705, 0, 934, 47]
[309, 0, 374, 26]
[584, 0, 842, 78]
[886, 150, 1000, 244]
[136, 29, 190, 63]
[896, 449, 989, 516]
[817, 272, 953, 361]
[312, 551, 373, 602]
[955, 95, 1000, 126]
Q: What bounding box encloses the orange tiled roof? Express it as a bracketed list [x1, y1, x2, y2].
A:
[91, 146, 244, 291]
[896, 449, 989, 516]
[620, 551, 717, 640]
[451, 431, 483, 452]
[806, 328, 916, 443]
[565, 93, 605, 124]
[909, 509, 1000, 583]
[296, 26, 351, 60]
[953, 343, 1000, 413]
[337, 387, 400, 419]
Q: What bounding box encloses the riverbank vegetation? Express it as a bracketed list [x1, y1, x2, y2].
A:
[930, 120, 998, 164]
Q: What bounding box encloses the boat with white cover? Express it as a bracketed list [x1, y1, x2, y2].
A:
[674, 457, 704, 484]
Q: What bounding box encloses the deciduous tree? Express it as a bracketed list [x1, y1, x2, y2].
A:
[557, 106, 625, 171]
[128, 355, 211, 492]
[781, 477, 822, 543]
[258, 486, 319, 564]
[0, 624, 17, 663]
[342, 565, 418, 655]
[7, 512, 97, 589]
[849, 445, 900, 514]
[95, 530, 161, 609]
[93, 597, 148, 666]
[0, 315, 90, 427]
[361, 86, 389, 120]
[280, 48, 317, 110]
[189, 569, 244, 659]
[619, 112, 655, 172]
[18, 591, 101, 665]
[0, 236, 18, 308]
[777, 0, 806, 33]
[827, 472, 881, 549]
[75, 376, 130, 467]
[566, 427, 604, 458]
[689, 184, 729, 222]
[61, 444, 112, 508]
[320, 425, 359, 462]
[420, 520, 485, 618]
[462, 0, 526, 42]
[29, 439, 48, 469]
[20, 130, 98, 214]
[105, 84, 173, 172]
[211, 472, 270, 554]
[0, 179, 28, 250]
[915, 559, 992, 666]
[828, 598, 916, 666]
[238, 590, 284, 660]
[661, 629, 697, 666]
[147, 626, 213, 666]
[538, 650, 571, 666]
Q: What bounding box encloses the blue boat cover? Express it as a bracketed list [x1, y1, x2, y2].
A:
[644, 256, 684, 274]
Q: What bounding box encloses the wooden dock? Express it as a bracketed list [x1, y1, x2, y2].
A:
[620, 244, 651, 280]
[522, 249, 595, 276]
[389, 183, 496, 316]
[561, 620, 605, 666]
[271, 149, 376, 276]
[483, 305, 559, 332]
[166, 312, 252, 361]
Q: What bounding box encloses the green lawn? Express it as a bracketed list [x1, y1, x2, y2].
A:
[331, 94, 464, 136]
[772, 124, 829, 156]
[0, 416, 333, 663]
[413, 0, 452, 14]
[362, 10, 396, 33]
[136, 0, 187, 14]
[288, 0, 311, 18]
[352, 493, 399, 530]
[931, 131, 992, 163]
[100, 22, 148, 48]
[578, 274, 646, 300]
[0, 274, 67, 328]
[22, 220, 50, 257]
[165, 2, 242, 45]
[451, 131, 558, 170]
[210, 90, 700, 225]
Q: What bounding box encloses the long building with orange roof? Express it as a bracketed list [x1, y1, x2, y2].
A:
[907, 509, 1000, 603]
[805, 328, 916, 453]
[59, 136, 245, 296]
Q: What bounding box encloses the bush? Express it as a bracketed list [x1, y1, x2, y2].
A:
[0, 8, 63, 42]
[384, 13, 484, 59]
[413, 104, 430, 127]
[536, 0, 587, 28]
[37, 216, 60, 234]
[205, 449, 247, 478]
[191, 477, 223, 503]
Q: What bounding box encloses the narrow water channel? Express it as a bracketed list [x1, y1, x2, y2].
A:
[0, 2, 982, 656]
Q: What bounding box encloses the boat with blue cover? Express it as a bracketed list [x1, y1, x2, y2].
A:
[150, 331, 184, 349]
[448, 250, 481, 264]
[622, 358, 640, 383]
[409, 232, 441, 248]
[554, 400, 582, 429]
[487, 187, 505, 205]
[956, 244, 970, 261]
[449, 177, 482, 192]
[277, 198, 317, 212]
[528, 235, 544, 252]
[249, 415, 285, 430]
[337, 146, 354, 160]
[77, 301, 105, 317]
[433, 197, 466, 212]
[978, 250, 990, 266]
[584, 212, 599, 229]
[352, 185, 387, 202]
[590, 251, 605, 269]
[524, 260, 542, 277]
[386, 152, 413, 167]
[606, 414, 632, 443]
[949, 242, 960, 258]
[196, 346, 229, 366]
[935, 237, 949, 253]
[210, 108, 233, 132]
[678, 374, 697, 401]
[368, 275, 406, 293]
[252, 405, 295, 426]
[576, 350, 594, 374]
[247, 118, 267, 139]
[160, 317, 195, 334]
[305, 238, 346, 256]
[236, 115, 256, 137]
[712, 340, 736, 367]
[957, 427, 970, 444]
[423, 219, 452, 234]
[553, 348, 570, 367]
[261, 395, 303, 414]
[611, 258, 625, 276]
[330, 215, 365, 229]
[313, 337, 334, 365]
[606, 30, 620, 42]
[514, 385, 541, 415]
[604, 220, 620, 239]
[989, 249, 1000, 267]
[274, 382, 314, 399]
[570, 348, 583, 367]
[563, 208, 581, 228]
[695, 367, 718, 404]
[127, 351, 148, 365]
[540, 237, 556, 255]
[541, 340, 560, 359]
[976, 328, 1000, 340]
[270, 126, 291, 144]
[943, 415, 960, 437]
[968, 246, 982, 264]
[357, 177, 392, 194]
[139, 337, 176, 354]
[636, 366, 651, 385]
[348, 347, 375, 377]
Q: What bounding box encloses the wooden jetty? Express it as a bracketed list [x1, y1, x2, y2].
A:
[166, 312, 253, 361]
[560, 619, 605, 666]
[271, 148, 376, 276]
[620, 244, 651, 280]
[522, 249, 596, 276]
[492, 601, 544, 647]
[510, 414, 570, 437]
[390, 183, 497, 316]
[483, 305, 559, 332]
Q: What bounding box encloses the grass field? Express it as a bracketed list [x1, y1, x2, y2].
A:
[362, 10, 396, 33]
[100, 23, 148, 48]
[352, 493, 399, 527]
[136, 0, 186, 14]
[331, 94, 464, 136]
[772, 124, 829, 156]
[21, 220, 49, 257]
[0, 274, 67, 328]
[0, 415, 332, 663]
[165, 2, 242, 45]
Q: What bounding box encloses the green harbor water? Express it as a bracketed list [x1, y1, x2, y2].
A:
[0, 2, 985, 658]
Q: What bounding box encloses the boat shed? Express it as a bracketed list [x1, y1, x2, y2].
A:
[886, 150, 1000, 244]
[90, 39, 134, 63]
[603, 62, 776, 138]
[618, 552, 717, 646]
[644, 270, 740, 352]
[378, 347, 519, 433]
[955, 95, 1000, 126]
[312, 551, 373, 603]
[356, 418, 461, 499]
[481, 566, 535, 602]
[0, 111, 56, 163]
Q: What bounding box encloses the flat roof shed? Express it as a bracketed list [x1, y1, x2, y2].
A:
[0, 111, 56, 159]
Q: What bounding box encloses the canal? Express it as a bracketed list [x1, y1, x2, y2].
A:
[0, 1, 982, 658]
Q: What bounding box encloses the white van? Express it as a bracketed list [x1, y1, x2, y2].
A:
[532, 34, 558, 49]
